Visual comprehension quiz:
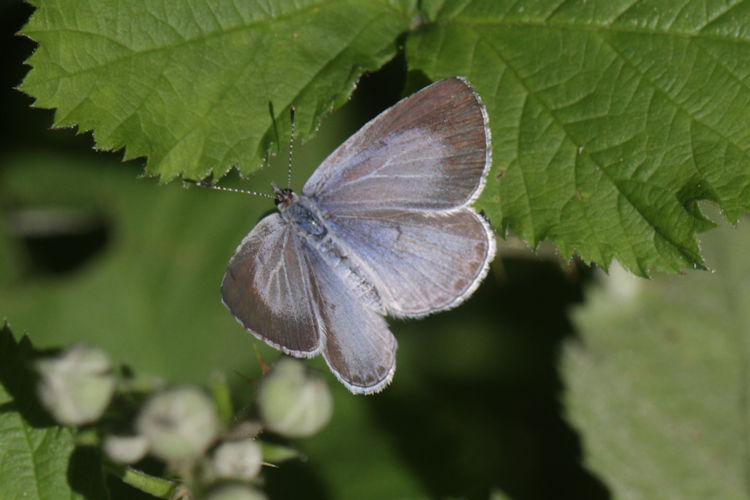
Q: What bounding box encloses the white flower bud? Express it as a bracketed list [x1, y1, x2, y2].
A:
[103, 434, 150, 464]
[257, 358, 332, 438]
[202, 438, 262, 482]
[136, 386, 220, 463]
[36, 344, 115, 426]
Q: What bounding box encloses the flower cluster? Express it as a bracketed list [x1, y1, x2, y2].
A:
[36, 345, 333, 499]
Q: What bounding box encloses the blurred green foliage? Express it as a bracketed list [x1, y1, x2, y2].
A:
[567, 213, 750, 499]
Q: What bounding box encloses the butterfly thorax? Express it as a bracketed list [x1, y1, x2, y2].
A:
[279, 193, 384, 313]
[277, 191, 327, 240]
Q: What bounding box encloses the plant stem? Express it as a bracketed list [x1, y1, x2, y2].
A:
[105, 463, 178, 498]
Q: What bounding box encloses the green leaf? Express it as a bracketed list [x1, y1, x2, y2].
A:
[407, 0, 750, 275]
[21, 1, 750, 275]
[20, 0, 415, 182]
[0, 324, 100, 500]
[564, 215, 750, 498]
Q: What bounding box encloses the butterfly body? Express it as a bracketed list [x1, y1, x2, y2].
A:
[221, 77, 495, 394]
[276, 190, 325, 238]
[277, 189, 385, 313]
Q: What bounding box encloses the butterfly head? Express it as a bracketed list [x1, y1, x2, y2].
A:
[271, 182, 296, 209]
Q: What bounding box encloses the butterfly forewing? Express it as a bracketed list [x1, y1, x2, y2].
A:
[303, 77, 490, 212]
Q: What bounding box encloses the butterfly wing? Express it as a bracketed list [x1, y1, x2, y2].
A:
[325, 209, 495, 317]
[302, 77, 490, 212]
[306, 243, 397, 394]
[221, 213, 321, 356]
[302, 77, 494, 316]
[222, 213, 396, 393]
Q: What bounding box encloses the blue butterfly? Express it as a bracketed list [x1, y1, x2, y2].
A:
[221, 77, 495, 394]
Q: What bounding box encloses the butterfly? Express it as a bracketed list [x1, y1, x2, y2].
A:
[221, 77, 495, 394]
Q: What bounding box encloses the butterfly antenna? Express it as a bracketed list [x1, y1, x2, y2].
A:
[287, 105, 295, 189]
[193, 181, 275, 199]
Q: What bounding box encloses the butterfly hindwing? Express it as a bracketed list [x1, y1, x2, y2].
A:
[221, 214, 321, 356]
[305, 242, 397, 394]
[325, 208, 495, 317]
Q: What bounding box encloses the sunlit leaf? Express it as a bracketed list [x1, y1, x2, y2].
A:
[408, 0, 750, 275]
[20, 0, 414, 181]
